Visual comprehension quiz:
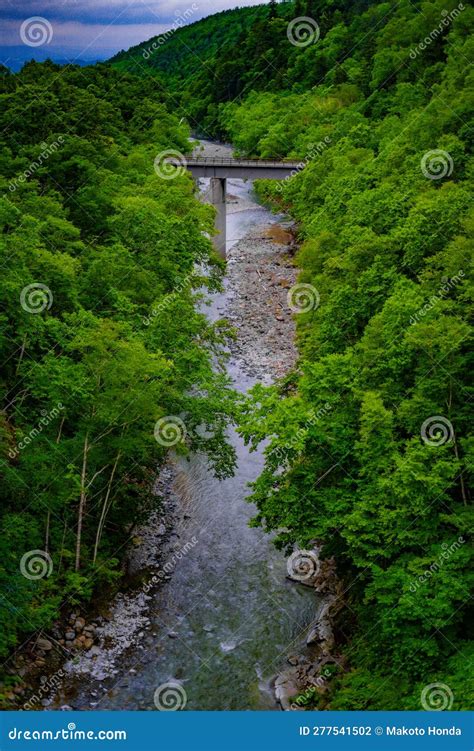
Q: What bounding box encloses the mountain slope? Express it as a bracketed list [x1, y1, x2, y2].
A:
[110, 1, 376, 135]
[112, 0, 474, 711]
[110, 6, 268, 80]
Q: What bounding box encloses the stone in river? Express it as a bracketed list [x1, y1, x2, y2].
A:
[274, 669, 301, 711]
[36, 637, 53, 651]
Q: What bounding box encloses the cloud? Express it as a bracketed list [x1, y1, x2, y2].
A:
[2, 18, 171, 53]
[1, 0, 265, 56]
[1, 0, 265, 25]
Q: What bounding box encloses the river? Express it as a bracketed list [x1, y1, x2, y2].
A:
[53, 141, 317, 711]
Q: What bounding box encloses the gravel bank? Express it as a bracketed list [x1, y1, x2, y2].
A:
[225, 222, 297, 381]
[45, 139, 304, 708]
[196, 138, 298, 382]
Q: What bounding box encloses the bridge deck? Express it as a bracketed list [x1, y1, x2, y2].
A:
[185, 157, 301, 169]
[177, 156, 302, 180]
[162, 156, 304, 257]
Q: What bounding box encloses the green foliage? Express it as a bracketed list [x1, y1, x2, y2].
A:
[0, 63, 236, 669]
[204, 0, 472, 711]
[1, 0, 472, 711]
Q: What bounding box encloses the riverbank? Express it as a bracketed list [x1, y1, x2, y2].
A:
[7, 140, 329, 712]
[225, 222, 298, 381]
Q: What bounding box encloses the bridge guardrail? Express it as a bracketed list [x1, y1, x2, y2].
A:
[165, 156, 301, 168]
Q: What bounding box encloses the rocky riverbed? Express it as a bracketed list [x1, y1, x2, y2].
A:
[225, 222, 298, 381]
[6, 140, 341, 712]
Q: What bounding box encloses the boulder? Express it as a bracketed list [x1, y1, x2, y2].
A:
[274, 669, 302, 711]
[306, 598, 336, 652]
[36, 638, 53, 652]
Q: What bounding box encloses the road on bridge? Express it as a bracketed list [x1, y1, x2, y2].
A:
[164, 155, 304, 256]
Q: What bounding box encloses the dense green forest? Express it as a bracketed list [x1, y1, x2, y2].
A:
[115, 0, 473, 709]
[1, 0, 472, 712]
[0, 63, 236, 692]
[230, 0, 474, 710]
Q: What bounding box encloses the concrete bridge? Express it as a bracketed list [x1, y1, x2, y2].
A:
[168, 156, 303, 256]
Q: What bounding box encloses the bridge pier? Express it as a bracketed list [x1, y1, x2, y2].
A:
[185, 157, 304, 260]
[210, 177, 226, 258]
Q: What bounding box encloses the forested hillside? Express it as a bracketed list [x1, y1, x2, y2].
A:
[229, 0, 474, 710]
[0, 63, 235, 683]
[115, 0, 474, 709]
[1, 0, 472, 712]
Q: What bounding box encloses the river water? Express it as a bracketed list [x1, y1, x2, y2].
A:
[58, 147, 317, 711]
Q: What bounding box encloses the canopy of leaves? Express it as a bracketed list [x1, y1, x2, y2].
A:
[0, 63, 236, 689]
[137, 0, 474, 711]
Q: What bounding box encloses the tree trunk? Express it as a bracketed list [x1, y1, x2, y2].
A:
[93, 450, 121, 564]
[452, 432, 468, 506]
[56, 414, 65, 444]
[45, 510, 50, 554]
[75, 433, 89, 571]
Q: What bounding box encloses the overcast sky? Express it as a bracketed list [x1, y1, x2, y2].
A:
[1, 1, 266, 60]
